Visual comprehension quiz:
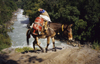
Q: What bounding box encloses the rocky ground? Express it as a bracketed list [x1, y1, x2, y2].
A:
[0, 44, 100, 64]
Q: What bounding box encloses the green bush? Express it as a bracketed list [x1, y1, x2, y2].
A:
[92, 41, 100, 50]
[11, 0, 100, 44]
[0, 34, 11, 51]
[15, 47, 39, 52]
[0, 0, 18, 51]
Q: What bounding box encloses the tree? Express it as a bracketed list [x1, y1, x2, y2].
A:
[0, 0, 18, 51]
[20, 0, 100, 43]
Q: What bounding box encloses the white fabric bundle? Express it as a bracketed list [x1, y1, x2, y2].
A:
[39, 15, 52, 22]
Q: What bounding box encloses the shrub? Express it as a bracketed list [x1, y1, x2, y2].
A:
[15, 47, 39, 52]
[92, 41, 100, 50]
[0, 34, 11, 51]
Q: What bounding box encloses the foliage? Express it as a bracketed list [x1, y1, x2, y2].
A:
[73, 19, 87, 41]
[16, 0, 100, 44]
[0, 0, 17, 24]
[0, 0, 18, 51]
[0, 33, 11, 51]
[92, 41, 100, 50]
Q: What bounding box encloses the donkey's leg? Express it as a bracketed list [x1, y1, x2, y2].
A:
[33, 40, 37, 53]
[26, 35, 29, 45]
[36, 37, 44, 52]
[45, 36, 50, 53]
[51, 37, 56, 52]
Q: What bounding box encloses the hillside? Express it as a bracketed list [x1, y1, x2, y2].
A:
[0, 45, 100, 64]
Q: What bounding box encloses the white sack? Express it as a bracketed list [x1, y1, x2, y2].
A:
[39, 15, 52, 22]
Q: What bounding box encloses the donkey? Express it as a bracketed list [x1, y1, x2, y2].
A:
[26, 27, 56, 53]
[26, 22, 73, 53]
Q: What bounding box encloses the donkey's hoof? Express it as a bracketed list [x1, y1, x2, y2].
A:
[55, 49, 56, 52]
[41, 50, 44, 53]
[45, 51, 47, 53]
[52, 48, 56, 52]
[45, 48, 48, 53]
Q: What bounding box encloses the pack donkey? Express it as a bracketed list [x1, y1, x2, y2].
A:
[26, 17, 73, 53]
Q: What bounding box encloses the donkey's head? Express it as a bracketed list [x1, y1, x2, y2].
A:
[63, 24, 74, 41]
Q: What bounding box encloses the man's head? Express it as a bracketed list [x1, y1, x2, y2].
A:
[38, 8, 43, 11]
[38, 8, 45, 13]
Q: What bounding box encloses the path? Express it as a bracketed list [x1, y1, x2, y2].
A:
[1, 45, 100, 64]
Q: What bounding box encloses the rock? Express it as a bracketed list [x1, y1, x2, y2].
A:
[10, 21, 14, 24]
[1, 48, 9, 54]
[1, 47, 15, 54]
[25, 15, 28, 18]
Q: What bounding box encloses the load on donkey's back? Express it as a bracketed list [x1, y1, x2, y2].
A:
[29, 8, 52, 35]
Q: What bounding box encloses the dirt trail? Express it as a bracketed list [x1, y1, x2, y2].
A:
[0, 45, 100, 64]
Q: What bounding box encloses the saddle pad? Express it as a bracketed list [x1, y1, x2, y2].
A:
[32, 17, 44, 35]
[33, 24, 42, 31]
[34, 17, 44, 25]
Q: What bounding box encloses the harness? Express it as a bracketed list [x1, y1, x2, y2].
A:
[62, 24, 64, 31]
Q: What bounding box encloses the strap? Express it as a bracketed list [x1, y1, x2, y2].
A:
[62, 24, 64, 31]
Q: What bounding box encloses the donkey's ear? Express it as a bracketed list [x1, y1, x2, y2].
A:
[69, 24, 73, 27]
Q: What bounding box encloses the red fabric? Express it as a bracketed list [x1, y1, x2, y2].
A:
[32, 17, 44, 35]
[33, 30, 36, 33]
[34, 17, 44, 25]
[33, 24, 42, 31]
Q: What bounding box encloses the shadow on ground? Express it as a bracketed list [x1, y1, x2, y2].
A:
[17, 55, 44, 63]
[0, 54, 18, 64]
[28, 56, 43, 63]
[21, 46, 62, 54]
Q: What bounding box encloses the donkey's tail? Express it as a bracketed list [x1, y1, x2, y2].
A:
[26, 29, 31, 45]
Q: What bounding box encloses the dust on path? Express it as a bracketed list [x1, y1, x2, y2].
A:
[0, 45, 100, 64]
